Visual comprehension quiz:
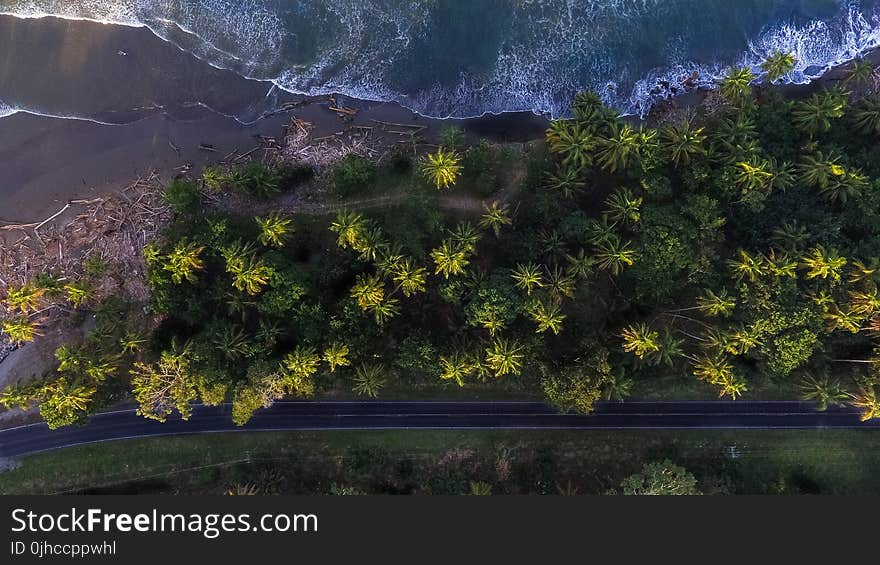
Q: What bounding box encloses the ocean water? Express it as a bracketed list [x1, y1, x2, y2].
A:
[1, 0, 880, 120]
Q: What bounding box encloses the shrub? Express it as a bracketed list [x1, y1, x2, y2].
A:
[163, 179, 201, 214]
[440, 125, 465, 150]
[233, 163, 281, 199]
[202, 166, 233, 191]
[277, 163, 314, 190]
[461, 140, 500, 196]
[332, 154, 377, 197]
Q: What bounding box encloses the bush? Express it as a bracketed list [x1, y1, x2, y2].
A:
[233, 163, 282, 199]
[440, 126, 465, 150]
[332, 154, 377, 197]
[461, 140, 500, 196]
[278, 163, 315, 190]
[163, 179, 201, 214]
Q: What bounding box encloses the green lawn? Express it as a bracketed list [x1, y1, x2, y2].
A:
[2, 429, 879, 495]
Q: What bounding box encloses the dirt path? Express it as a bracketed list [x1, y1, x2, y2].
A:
[226, 142, 532, 218]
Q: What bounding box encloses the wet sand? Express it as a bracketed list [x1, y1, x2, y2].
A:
[0, 14, 548, 224]
[2, 12, 875, 225]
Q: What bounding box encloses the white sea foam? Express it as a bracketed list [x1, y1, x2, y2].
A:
[0, 101, 18, 118]
[0, 0, 879, 120]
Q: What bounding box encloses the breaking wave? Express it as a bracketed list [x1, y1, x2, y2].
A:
[1, 0, 879, 119]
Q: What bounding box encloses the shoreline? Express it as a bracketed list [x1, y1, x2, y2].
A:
[2, 9, 879, 225]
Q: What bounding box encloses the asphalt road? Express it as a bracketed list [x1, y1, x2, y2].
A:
[1, 400, 878, 458]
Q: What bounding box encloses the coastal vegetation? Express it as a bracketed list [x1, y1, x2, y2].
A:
[3, 53, 880, 427]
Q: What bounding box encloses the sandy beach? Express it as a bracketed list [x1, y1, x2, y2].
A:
[0, 14, 551, 226]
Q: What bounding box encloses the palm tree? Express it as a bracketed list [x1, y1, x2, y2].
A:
[350, 273, 385, 309]
[511, 263, 544, 296]
[528, 300, 566, 335]
[420, 148, 462, 190]
[369, 297, 401, 325]
[620, 323, 660, 359]
[450, 222, 481, 253]
[469, 481, 493, 496]
[484, 338, 525, 377]
[478, 201, 512, 237]
[353, 226, 389, 263]
[843, 58, 874, 85]
[728, 249, 766, 282]
[254, 320, 282, 349]
[798, 150, 844, 189]
[3, 284, 44, 314]
[352, 363, 387, 398]
[212, 325, 251, 361]
[735, 157, 774, 193]
[538, 229, 566, 259]
[798, 374, 848, 411]
[545, 120, 595, 169]
[1, 317, 41, 344]
[571, 90, 618, 128]
[330, 210, 367, 249]
[823, 306, 862, 334]
[601, 372, 634, 401]
[119, 332, 148, 355]
[604, 188, 642, 225]
[595, 122, 641, 173]
[431, 239, 470, 279]
[544, 165, 586, 198]
[255, 212, 293, 247]
[391, 258, 427, 297]
[767, 158, 796, 193]
[697, 289, 736, 317]
[473, 308, 507, 337]
[283, 345, 321, 378]
[64, 282, 95, 309]
[848, 259, 878, 284]
[760, 50, 796, 82]
[703, 328, 737, 356]
[586, 216, 618, 246]
[763, 249, 798, 279]
[792, 89, 848, 134]
[231, 256, 272, 295]
[821, 170, 867, 204]
[849, 289, 880, 316]
[661, 121, 706, 167]
[691, 354, 734, 385]
[719, 67, 755, 106]
[221, 240, 258, 275]
[648, 329, 685, 367]
[852, 96, 880, 136]
[771, 221, 811, 254]
[801, 246, 847, 282]
[376, 249, 405, 276]
[439, 353, 473, 386]
[163, 241, 205, 284]
[850, 387, 880, 421]
[545, 264, 576, 302]
[323, 342, 350, 372]
[716, 114, 757, 146]
[594, 237, 637, 275]
[565, 248, 594, 281]
[714, 372, 748, 399]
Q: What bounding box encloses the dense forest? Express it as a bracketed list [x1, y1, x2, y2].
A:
[3, 53, 880, 428]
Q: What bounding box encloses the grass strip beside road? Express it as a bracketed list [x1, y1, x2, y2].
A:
[2, 429, 879, 495]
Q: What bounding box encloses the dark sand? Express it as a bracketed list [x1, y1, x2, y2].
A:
[0, 15, 547, 224]
[2, 12, 874, 225]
